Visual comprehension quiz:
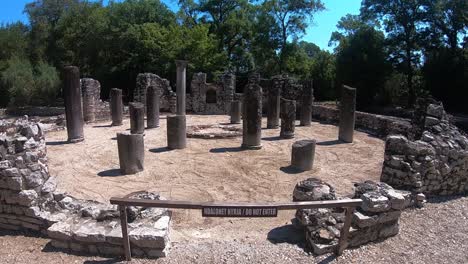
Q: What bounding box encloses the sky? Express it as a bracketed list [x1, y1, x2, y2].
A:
[0, 0, 362, 51]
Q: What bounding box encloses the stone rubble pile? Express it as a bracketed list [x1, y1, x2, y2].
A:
[0, 118, 171, 258]
[381, 101, 468, 195]
[293, 178, 421, 255]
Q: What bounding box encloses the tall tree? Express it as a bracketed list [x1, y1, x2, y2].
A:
[332, 15, 389, 109]
[361, 0, 427, 108]
[262, 0, 325, 72]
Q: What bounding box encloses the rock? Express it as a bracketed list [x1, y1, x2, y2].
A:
[129, 227, 168, 248]
[41, 177, 57, 194]
[24, 171, 44, 189]
[426, 104, 444, 119]
[293, 178, 336, 201]
[17, 190, 38, 206]
[360, 192, 390, 213]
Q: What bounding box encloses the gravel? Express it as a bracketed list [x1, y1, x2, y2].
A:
[0, 196, 466, 264]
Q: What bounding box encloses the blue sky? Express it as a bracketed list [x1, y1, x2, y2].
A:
[0, 0, 362, 51]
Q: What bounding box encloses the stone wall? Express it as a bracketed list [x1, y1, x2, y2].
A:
[311, 104, 411, 137]
[0, 118, 171, 258]
[381, 102, 468, 195]
[135, 73, 176, 113]
[293, 178, 422, 255]
[189, 72, 235, 114]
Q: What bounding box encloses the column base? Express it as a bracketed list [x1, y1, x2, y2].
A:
[241, 144, 262, 150]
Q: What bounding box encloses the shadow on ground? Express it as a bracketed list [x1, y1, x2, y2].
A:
[262, 136, 282, 141]
[97, 169, 122, 177]
[92, 124, 112, 128]
[280, 166, 304, 174]
[267, 224, 306, 248]
[210, 147, 247, 153]
[42, 242, 123, 263]
[316, 140, 347, 146]
[149, 147, 173, 153]
[46, 141, 69, 146]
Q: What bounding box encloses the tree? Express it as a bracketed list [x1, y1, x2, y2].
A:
[261, 0, 325, 72]
[331, 14, 390, 109]
[25, 0, 80, 64]
[361, 0, 428, 108]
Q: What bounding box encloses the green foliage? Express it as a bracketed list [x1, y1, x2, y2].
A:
[1, 57, 59, 106]
[332, 15, 390, 109]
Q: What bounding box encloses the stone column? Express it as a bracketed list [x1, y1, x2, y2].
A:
[167, 115, 186, 149]
[280, 98, 296, 139]
[110, 88, 123, 126]
[129, 102, 145, 134]
[146, 86, 160, 128]
[230, 101, 241, 124]
[63, 66, 84, 143]
[175, 60, 188, 115]
[117, 132, 144, 174]
[300, 80, 314, 126]
[81, 78, 100, 123]
[267, 79, 281, 129]
[241, 84, 262, 149]
[291, 139, 316, 171]
[338, 85, 356, 143]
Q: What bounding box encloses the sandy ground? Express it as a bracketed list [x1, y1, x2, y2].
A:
[44, 115, 383, 243]
[2, 114, 467, 263]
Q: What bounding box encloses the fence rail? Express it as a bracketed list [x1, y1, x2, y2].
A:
[110, 197, 362, 261]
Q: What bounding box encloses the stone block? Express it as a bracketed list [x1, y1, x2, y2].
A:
[360, 192, 390, 213]
[17, 190, 38, 207]
[24, 171, 44, 189]
[48, 221, 73, 241]
[378, 221, 399, 238]
[6, 176, 23, 191]
[97, 245, 123, 256]
[352, 211, 376, 228]
[129, 227, 168, 249]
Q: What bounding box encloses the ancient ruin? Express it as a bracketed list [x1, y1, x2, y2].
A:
[117, 132, 144, 174]
[110, 88, 123, 126]
[300, 80, 314, 126]
[291, 139, 316, 171]
[280, 98, 296, 139]
[146, 86, 160, 129]
[129, 102, 145, 135]
[63, 66, 84, 143]
[230, 101, 241, 124]
[338, 85, 357, 143]
[167, 115, 187, 149]
[241, 83, 262, 149]
[81, 78, 101, 123]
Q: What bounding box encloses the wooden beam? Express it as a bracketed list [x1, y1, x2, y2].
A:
[337, 207, 355, 255]
[119, 205, 131, 261]
[110, 198, 362, 210]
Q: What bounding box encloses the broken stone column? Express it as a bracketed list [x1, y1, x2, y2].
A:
[280, 98, 296, 139]
[267, 79, 281, 129]
[338, 85, 356, 143]
[146, 85, 160, 128]
[293, 178, 342, 255]
[291, 139, 316, 171]
[167, 115, 186, 149]
[63, 66, 84, 143]
[129, 102, 145, 134]
[117, 132, 144, 174]
[241, 83, 262, 149]
[81, 78, 101, 123]
[110, 88, 123, 126]
[230, 101, 241, 124]
[176, 60, 188, 115]
[300, 80, 314, 126]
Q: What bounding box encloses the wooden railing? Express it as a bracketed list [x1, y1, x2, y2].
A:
[110, 197, 362, 261]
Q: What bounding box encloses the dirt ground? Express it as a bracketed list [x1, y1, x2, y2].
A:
[45, 115, 383, 242]
[1, 115, 467, 263]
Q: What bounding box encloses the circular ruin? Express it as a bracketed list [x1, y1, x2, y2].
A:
[186, 123, 242, 139]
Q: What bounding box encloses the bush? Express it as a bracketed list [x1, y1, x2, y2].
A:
[1, 57, 59, 106]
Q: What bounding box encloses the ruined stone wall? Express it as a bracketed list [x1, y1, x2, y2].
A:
[293, 178, 422, 255]
[189, 72, 235, 114]
[135, 73, 176, 113]
[0, 118, 171, 258]
[381, 103, 468, 195]
[311, 104, 411, 137]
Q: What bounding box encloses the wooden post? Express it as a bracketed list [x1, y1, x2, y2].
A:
[119, 205, 131, 261]
[337, 207, 355, 255]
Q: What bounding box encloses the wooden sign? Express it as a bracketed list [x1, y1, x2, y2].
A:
[202, 206, 278, 217]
